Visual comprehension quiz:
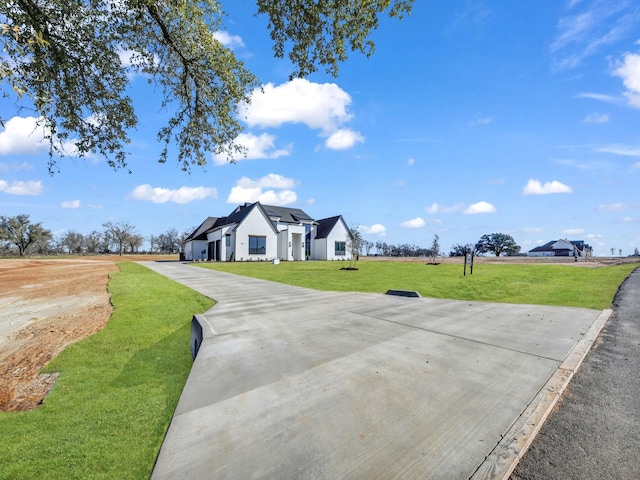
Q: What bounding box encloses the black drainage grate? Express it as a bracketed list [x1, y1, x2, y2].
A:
[385, 289, 421, 298]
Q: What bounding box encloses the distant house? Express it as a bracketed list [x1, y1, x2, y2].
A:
[528, 239, 593, 258]
[183, 202, 352, 262]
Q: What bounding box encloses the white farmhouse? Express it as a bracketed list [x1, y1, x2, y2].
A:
[183, 202, 352, 262]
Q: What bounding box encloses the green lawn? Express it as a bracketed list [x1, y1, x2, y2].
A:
[0, 262, 214, 480]
[197, 260, 639, 310]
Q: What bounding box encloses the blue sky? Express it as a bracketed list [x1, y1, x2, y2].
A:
[1, 0, 639, 256]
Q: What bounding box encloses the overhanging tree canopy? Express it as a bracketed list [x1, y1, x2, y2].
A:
[1, 0, 413, 173]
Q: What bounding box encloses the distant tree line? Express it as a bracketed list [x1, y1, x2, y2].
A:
[370, 236, 440, 258]
[0, 214, 190, 257]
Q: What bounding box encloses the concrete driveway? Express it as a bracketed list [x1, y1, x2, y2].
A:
[141, 261, 609, 480]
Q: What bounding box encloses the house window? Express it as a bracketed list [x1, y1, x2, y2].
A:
[335, 241, 346, 256]
[225, 234, 231, 247]
[249, 235, 266, 254]
[305, 224, 311, 257]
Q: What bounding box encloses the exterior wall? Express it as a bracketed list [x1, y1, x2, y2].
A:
[528, 251, 553, 257]
[284, 224, 306, 261]
[323, 220, 352, 261]
[551, 240, 574, 251]
[184, 241, 194, 260]
[277, 230, 288, 260]
[313, 237, 328, 260]
[185, 240, 208, 261]
[233, 207, 277, 261]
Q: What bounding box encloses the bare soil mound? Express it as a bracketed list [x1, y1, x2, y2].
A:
[0, 259, 118, 411]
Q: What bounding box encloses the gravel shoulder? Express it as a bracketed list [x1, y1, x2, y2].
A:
[511, 266, 640, 480]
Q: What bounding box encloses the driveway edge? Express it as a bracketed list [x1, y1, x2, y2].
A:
[470, 308, 613, 480]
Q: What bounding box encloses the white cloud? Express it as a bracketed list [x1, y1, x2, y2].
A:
[325, 129, 364, 150]
[359, 224, 387, 236]
[596, 143, 640, 156]
[613, 52, 640, 108]
[212, 31, 245, 49]
[523, 227, 545, 234]
[586, 233, 603, 239]
[240, 79, 353, 133]
[117, 49, 137, 68]
[61, 199, 81, 209]
[131, 184, 218, 204]
[0, 116, 49, 155]
[598, 203, 637, 211]
[213, 132, 291, 165]
[523, 179, 572, 195]
[407, 158, 415, 167]
[464, 201, 496, 214]
[237, 173, 296, 189]
[553, 158, 611, 170]
[633, 162, 640, 169]
[0, 179, 44, 195]
[0, 161, 32, 173]
[226, 174, 297, 206]
[0, 116, 82, 157]
[622, 216, 637, 223]
[561, 228, 585, 235]
[575, 92, 621, 104]
[471, 116, 493, 125]
[551, 3, 638, 69]
[400, 217, 425, 228]
[426, 202, 463, 214]
[582, 112, 610, 123]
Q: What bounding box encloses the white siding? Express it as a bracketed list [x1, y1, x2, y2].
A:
[234, 207, 277, 261]
[324, 219, 352, 261]
[313, 237, 327, 260]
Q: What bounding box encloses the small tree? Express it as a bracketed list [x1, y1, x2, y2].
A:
[363, 240, 374, 256]
[450, 243, 476, 257]
[430, 234, 440, 264]
[60, 231, 85, 255]
[103, 221, 138, 256]
[346, 228, 363, 268]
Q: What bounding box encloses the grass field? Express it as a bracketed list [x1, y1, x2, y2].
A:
[0, 262, 214, 480]
[197, 260, 640, 310]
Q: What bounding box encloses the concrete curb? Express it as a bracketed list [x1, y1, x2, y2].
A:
[470, 308, 613, 480]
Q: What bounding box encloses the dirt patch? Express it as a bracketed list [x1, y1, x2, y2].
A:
[0, 255, 176, 411]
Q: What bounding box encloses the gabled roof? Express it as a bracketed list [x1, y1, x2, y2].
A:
[222, 203, 256, 226]
[315, 215, 348, 239]
[528, 239, 590, 253]
[214, 202, 279, 234]
[262, 204, 315, 223]
[528, 241, 555, 253]
[185, 217, 219, 241]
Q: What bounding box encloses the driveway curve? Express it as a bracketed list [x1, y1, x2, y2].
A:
[141, 261, 608, 480]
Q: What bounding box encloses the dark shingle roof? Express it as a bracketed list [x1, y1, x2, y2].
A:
[315, 216, 342, 239]
[528, 241, 556, 253]
[262, 205, 314, 223]
[186, 217, 219, 241]
[528, 239, 591, 253]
